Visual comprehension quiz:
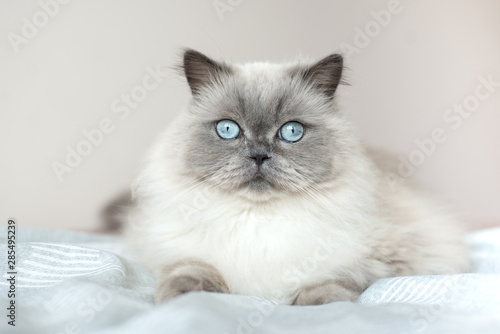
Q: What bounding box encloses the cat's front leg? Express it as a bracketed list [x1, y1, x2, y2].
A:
[292, 280, 362, 306]
[154, 260, 229, 304]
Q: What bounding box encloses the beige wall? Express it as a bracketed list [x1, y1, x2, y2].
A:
[1, 0, 499, 231]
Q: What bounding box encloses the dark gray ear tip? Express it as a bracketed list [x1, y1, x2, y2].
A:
[183, 49, 207, 65]
[180, 48, 231, 95]
[312, 54, 343, 72]
[330, 53, 343, 61]
[325, 54, 343, 66]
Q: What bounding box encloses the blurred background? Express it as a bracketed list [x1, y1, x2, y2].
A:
[1, 0, 499, 232]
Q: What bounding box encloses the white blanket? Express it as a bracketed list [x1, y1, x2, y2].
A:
[1, 227, 499, 333]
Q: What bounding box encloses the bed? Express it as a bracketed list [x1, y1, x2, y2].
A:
[1, 227, 499, 333]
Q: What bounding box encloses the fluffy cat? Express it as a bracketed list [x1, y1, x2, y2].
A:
[126, 49, 469, 305]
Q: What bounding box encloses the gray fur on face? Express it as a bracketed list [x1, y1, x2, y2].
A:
[179, 49, 347, 199]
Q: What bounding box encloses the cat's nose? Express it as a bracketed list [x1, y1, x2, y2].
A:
[249, 153, 271, 166]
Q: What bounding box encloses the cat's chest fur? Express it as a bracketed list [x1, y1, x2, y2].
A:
[147, 189, 378, 303]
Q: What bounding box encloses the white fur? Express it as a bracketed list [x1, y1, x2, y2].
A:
[127, 62, 469, 304]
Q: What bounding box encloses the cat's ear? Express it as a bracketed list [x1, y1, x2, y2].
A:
[298, 54, 344, 98]
[182, 49, 231, 96]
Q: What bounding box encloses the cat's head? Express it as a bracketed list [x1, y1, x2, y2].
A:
[175, 49, 357, 202]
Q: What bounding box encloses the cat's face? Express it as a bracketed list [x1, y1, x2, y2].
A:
[178, 50, 350, 201]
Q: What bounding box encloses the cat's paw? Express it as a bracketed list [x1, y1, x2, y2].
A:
[154, 260, 229, 304]
[292, 280, 361, 306]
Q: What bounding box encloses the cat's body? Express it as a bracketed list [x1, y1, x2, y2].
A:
[127, 50, 469, 305]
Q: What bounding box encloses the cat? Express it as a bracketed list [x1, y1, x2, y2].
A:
[126, 49, 469, 305]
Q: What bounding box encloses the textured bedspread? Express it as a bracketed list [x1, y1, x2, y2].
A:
[1, 227, 499, 333]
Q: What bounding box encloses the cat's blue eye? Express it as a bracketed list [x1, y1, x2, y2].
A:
[280, 122, 304, 143]
[216, 120, 240, 140]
